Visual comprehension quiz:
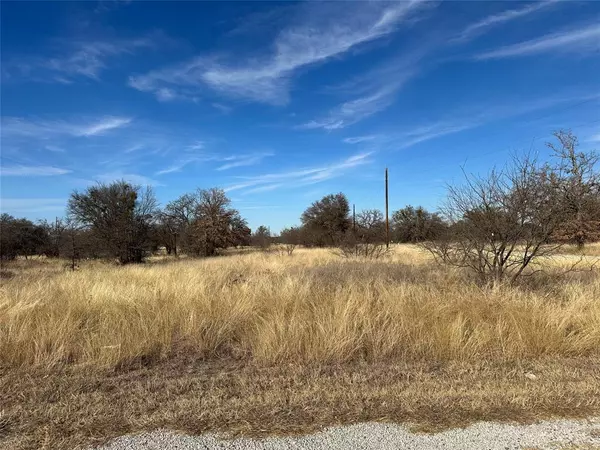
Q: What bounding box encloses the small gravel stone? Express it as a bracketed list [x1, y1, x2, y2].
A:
[94, 417, 600, 450]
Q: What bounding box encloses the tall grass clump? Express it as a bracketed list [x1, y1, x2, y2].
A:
[1, 247, 599, 368]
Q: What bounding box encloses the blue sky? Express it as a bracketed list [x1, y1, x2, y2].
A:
[1, 0, 599, 232]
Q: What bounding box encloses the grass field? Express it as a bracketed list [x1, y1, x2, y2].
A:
[1, 244, 600, 449]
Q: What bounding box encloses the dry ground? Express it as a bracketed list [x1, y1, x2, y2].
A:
[1, 245, 600, 449]
[3, 358, 600, 450]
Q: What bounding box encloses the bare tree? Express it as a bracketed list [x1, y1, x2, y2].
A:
[153, 212, 179, 256]
[338, 209, 389, 259]
[422, 154, 567, 286]
[37, 218, 66, 258]
[163, 193, 197, 253]
[280, 226, 301, 255]
[182, 188, 249, 256]
[60, 218, 83, 271]
[547, 130, 600, 249]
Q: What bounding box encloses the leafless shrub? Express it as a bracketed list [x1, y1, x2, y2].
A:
[547, 130, 600, 249]
[337, 209, 390, 259]
[423, 132, 599, 286]
[279, 227, 302, 255]
[60, 219, 84, 271]
[337, 240, 390, 260]
[421, 154, 567, 286]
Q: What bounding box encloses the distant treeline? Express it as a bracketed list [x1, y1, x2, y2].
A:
[0, 188, 445, 263]
[2, 131, 599, 284]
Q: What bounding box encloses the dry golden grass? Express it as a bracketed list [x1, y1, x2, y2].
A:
[1, 245, 599, 368]
[560, 242, 600, 257]
[1, 245, 600, 449]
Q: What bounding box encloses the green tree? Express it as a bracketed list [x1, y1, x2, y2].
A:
[252, 225, 271, 250]
[0, 214, 49, 260]
[391, 206, 446, 243]
[229, 214, 252, 247]
[300, 193, 351, 246]
[67, 181, 157, 264]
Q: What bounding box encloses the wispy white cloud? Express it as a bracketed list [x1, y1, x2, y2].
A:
[0, 198, 66, 214]
[96, 172, 162, 186]
[94, 0, 134, 14]
[298, 0, 563, 132]
[297, 42, 428, 131]
[243, 183, 285, 194]
[4, 34, 161, 83]
[77, 117, 132, 136]
[216, 152, 273, 171]
[475, 22, 600, 60]
[2, 119, 215, 190]
[395, 122, 479, 149]
[0, 165, 71, 176]
[45, 145, 66, 153]
[454, 0, 558, 43]
[299, 84, 405, 130]
[224, 151, 373, 194]
[124, 143, 144, 153]
[372, 92, 599, 151]
[1, 116, 132, 139]
[155, 151, 272, 175]
[212, 103, 233, 114]
[154, 88, 175, 101]
[224, 4, 293, 38]
[155, 157, 202, 175]
[237, 204, 283, 210]
[187, 141, 206, 151]
[487, 92, 600, 119]
[129, 1, 429, 104]
[47, 39, 152, 80]
[343, 135, 378, 144]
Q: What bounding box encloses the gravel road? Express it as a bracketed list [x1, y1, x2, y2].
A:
[94, 418, 600, 450]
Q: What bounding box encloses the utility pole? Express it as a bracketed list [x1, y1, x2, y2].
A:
[55, 216, 60, 258]
[385, 168, 390, 249]
[352, 204, 356, 235]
